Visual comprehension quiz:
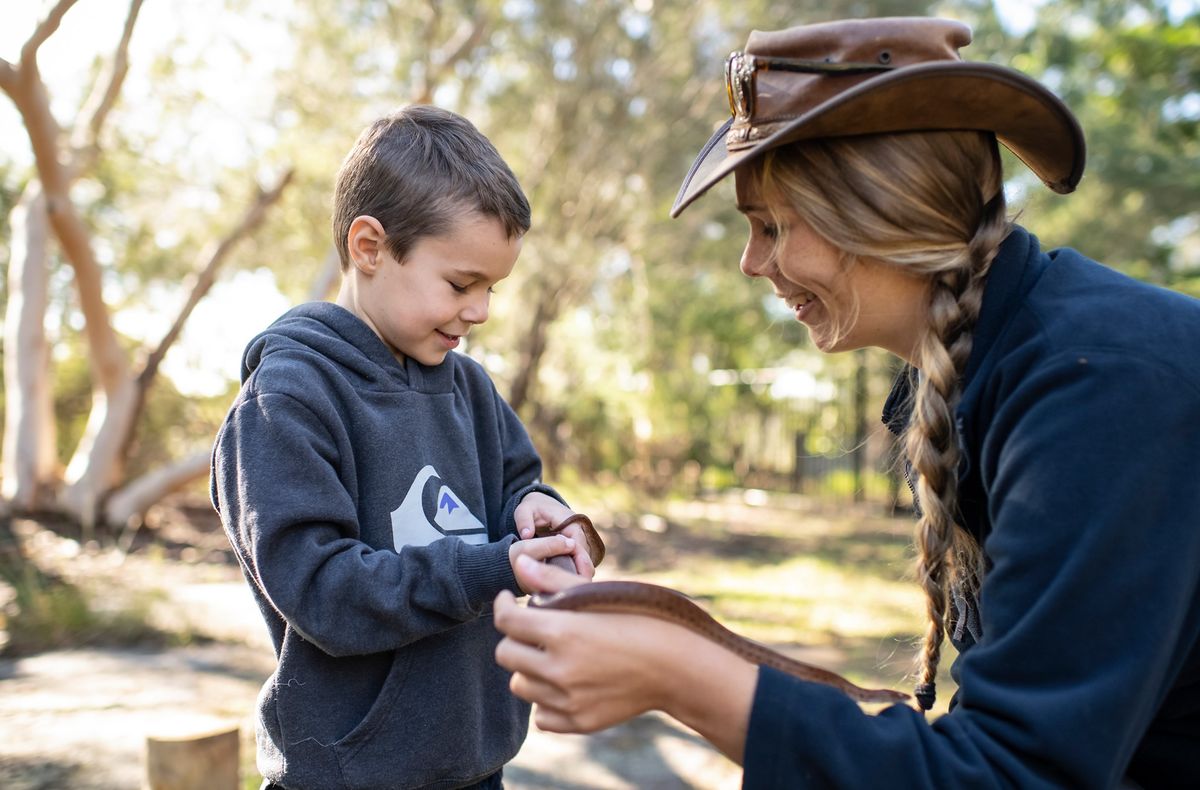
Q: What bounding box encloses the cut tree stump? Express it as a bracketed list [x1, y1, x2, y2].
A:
[145, 724, 239, 790]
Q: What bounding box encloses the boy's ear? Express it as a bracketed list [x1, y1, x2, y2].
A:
[347, 216, 388, 274]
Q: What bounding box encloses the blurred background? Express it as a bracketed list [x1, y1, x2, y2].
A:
[1, 0, 1197, 788]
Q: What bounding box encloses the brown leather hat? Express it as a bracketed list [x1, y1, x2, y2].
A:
[671, 17, 1085, 217]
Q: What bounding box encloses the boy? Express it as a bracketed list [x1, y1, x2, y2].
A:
[211, 105, 593, 790]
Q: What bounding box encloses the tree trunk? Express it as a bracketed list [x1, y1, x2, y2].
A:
[307, 246, 341, 302]
[145, 724, 239, 790]
[60, 377, 139, 530]
[852, 349, 868, 503]
[104, 450, 211, 529]
[507, 282, 559, 415]
[2, 185, 58, 510]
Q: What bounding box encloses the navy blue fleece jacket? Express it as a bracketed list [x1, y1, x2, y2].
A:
[211, 302, 561, 789]
[743, 227, 1200, 788]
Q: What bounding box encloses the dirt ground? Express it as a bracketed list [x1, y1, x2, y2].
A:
[0, 501, 750, 790]
[0, 622, 741, 790]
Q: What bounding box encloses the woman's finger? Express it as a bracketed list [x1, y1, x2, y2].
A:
[531, 705, 585, 734]
[509, 670, 569, 708]
[493, 586, 576, 645]
[494, 629, 549, 673]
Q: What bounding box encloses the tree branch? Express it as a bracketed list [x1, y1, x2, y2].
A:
[406, 0, 443, 104]
[21, 0, 81, 67]
[307, 246, 342, 302]
[104, 449, 211, 529]
[0, 59, 15, 90]
[72, 0, 146, 157]
[137, 168, 295, 390]
[6, 61, 130, 394]
[428, 16, 488, 86]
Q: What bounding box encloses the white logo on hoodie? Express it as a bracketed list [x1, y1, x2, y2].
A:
[391, 464, 488, 550]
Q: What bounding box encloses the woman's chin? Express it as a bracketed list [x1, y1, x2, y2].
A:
[807, 327, 858, 355]
[805, 326, 838, 353]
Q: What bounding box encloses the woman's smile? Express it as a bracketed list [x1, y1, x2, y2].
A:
[735, 168, 928, 362]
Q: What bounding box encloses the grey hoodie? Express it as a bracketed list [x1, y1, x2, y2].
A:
[211, 302, 558, 789]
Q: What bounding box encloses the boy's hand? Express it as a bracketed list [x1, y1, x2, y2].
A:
[509, 539, 591, 593]
[513, 492, 574, 540]
[513, 493, 596, 580]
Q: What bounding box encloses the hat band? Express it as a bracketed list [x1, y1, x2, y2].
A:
[724, 52, 895, 123]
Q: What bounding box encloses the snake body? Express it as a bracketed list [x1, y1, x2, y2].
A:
[530, 513, 907, 704]
[536, 513, 606, 570]
[530, 580, 909, 705]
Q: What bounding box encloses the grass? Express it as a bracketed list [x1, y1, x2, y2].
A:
[1, 517, 200, 657]
[0, 558, 183, 656]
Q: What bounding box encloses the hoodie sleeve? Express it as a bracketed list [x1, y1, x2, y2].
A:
[742, 350, 1200, 788]
[213, 389, 518, 658]
[490, 382, 568, 533]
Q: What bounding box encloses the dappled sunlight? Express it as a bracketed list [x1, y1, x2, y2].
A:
[581, 489, 947, 704]
[5, 0, 1193, 783]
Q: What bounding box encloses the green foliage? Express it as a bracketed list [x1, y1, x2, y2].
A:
[3, 0, 1197, 512]
[950, 0, 1200, 287]
[51, 339, 94, 464]
[0, 561, 171, 656]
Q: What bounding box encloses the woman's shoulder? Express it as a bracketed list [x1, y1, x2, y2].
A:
[1019, 247, 1200, 385]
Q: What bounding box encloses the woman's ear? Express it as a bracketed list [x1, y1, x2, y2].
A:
[346, 215, 387, 274]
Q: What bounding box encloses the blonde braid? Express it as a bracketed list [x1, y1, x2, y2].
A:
[906, 191, 1008, 710]
[758, 131, 1009, 711]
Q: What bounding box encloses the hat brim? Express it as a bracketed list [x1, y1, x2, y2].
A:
[671, 61, 1085, 218]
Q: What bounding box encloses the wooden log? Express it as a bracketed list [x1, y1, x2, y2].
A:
[145, 724, 239, 790]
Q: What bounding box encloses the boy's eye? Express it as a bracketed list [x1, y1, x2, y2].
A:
[449, 282, 468, 293]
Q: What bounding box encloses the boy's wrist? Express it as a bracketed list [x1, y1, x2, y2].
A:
[459, 535, 522, 608]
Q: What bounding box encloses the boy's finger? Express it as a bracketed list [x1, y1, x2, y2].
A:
[513, 510, 535, 539]
[514, 553, 587, 594]
[573, 551, 596, 579]
[567, 543, 595, 577]
[521, 535, 575, 560]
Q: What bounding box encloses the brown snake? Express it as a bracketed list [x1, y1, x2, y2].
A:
[530, 514, 909, 705]
[535, 512, 606, 571]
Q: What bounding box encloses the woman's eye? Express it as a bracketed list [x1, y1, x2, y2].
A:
[762, 224, 779, 240]
[449, 282, 468, 293]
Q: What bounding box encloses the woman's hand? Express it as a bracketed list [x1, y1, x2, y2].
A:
[494, 558, 758, 763]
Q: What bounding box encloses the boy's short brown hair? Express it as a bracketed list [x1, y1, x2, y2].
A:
[332, 105, 531, 270]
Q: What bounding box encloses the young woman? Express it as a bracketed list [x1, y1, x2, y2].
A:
[496, 17, 1200, 788]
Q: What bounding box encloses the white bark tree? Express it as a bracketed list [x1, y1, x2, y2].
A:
[1, 0, 292, 530]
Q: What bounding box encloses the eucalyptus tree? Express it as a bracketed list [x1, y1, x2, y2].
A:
[1, 0, 292, 529]
[952, 0, 1199, 294]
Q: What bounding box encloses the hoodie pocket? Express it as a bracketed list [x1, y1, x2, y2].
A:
[330, 647, 413, 761]
[333, 620, 524, 790]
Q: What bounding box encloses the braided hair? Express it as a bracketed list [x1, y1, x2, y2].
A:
[757, 130, 1010, 710]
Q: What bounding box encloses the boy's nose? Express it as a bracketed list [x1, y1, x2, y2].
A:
[462, 292, 490, 324]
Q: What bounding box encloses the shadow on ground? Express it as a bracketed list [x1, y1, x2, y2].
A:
[0, 755, 85, 790]
[1, 491, 927, 790]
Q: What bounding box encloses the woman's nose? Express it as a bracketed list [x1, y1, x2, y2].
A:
[740, 242, 770, 278]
